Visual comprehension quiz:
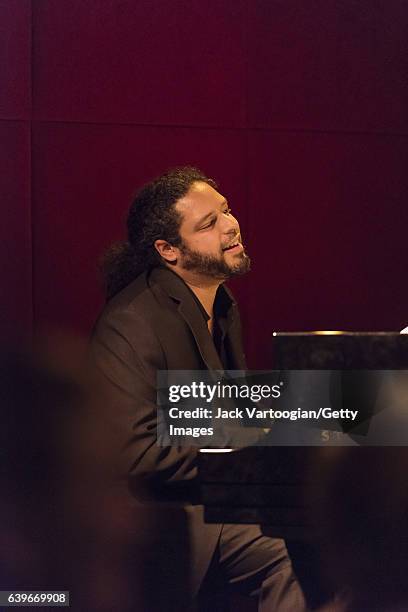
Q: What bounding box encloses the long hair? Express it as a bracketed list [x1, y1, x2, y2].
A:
[102, 166, 217, 300]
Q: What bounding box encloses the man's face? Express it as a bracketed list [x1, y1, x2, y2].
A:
[174, 181, 250, 280]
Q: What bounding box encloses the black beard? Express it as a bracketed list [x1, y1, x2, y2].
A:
[179, 242, 251, 279]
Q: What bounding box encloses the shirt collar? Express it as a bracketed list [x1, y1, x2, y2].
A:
[148, 265, 236, 324]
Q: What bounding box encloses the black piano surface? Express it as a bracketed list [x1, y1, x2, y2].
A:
[198, 334, 408, 606]
[199, 446, 323, 540]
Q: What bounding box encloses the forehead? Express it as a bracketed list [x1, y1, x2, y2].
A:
[175, 181, 226, 228]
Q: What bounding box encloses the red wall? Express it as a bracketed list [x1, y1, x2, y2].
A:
[2, 1, 408, 367]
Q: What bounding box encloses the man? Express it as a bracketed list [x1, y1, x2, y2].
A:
[90, 167, 306, 610]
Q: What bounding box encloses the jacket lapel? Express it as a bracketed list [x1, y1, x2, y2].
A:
[214, 284, 247, 370]
[149, 267, 225, 371]
[177, 299, 224, 371]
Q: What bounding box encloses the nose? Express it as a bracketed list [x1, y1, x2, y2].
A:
[221, 212, 239, 235]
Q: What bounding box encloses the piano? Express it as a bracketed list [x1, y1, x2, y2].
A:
[199, 333, 408, 606]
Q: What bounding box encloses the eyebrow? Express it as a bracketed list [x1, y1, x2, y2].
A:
[194, 199, 228, 229]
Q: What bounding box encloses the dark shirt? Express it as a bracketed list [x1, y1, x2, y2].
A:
[186, 284, 231, 370]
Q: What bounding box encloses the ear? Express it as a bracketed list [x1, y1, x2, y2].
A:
[154, 239, 179, 264]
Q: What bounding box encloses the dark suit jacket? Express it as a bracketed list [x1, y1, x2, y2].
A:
[90, 265, 247, 592]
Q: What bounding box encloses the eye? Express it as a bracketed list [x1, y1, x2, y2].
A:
[201, 218, 217, 230]
[223, 207, 232, 216]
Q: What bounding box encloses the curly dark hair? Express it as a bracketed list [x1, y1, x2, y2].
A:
[102, 166, 217, 300]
